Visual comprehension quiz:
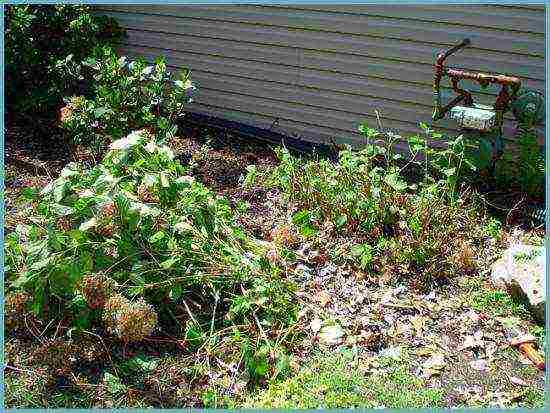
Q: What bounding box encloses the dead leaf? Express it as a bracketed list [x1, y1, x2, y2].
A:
[460, 333, 484, 351]
[469, 359, 488, 372]
[510, 376, 528, 386]
[316, 291, 332, 307]
[319, 324, 345, 345]
[310, 318, 322, 334]
[379, 346, 402, 360]
[410, 315, 427, 337]
[422, 353, 446, 377]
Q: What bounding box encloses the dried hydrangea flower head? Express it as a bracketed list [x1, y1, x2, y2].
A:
[56, 216, 72, 232]
[30, 339, 77, 374]
[270, 224, 297, 246]
[4, 292, 32, 331]
[80, 273, 115, 310]
[137, 182, 159, 203]
[103, 294, 158, 343]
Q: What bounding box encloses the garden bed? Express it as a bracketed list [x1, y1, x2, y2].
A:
[3, 5, 544, 407]
[4, 116, 544, 409]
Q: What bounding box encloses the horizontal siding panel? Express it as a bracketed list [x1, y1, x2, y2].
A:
[104, 12, 545, 80]
[193, 83, 541, 143]
[300, 49, 544, 93]
[124, 45, 533, 124]
[99, 5, 544, 56]
[268, 5, 545, 34]
[191, 102, 536, 149]
[124, 29, 544, 94]
[191, 88, 431, 142]
[188, 103, 364, 146]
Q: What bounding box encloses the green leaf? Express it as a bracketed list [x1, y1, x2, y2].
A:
[29, 256, 52, 272]
[442, 167, 456, 177]
[148, 230, 165, 244]
[335, 214, 348, 228]
[124, 355, 158, 373]
[159, 171, 170, 188]
[384, 172, 408, 192]
[94, 106, 110, 118]
[169, 284, 183, 301]
[79, 217, 97, 232]
[104, 372, 126, 395]
[21, 187, 38, 200]
[53, 182, 66, 202]
[80, 252, 94, 273]
[12, 272, 32, 289]
[160, 256, 178, 269]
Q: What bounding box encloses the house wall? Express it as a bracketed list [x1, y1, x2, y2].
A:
[96, 4, 545, 147]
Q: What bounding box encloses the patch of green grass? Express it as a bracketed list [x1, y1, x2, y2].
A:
[465, 277, 529, 319]
[483, 217, 502, 240]
[5, 372, 94, 409]
[529, 325, 545, 352]
[242, 349, 443, 408]
[519, 387, 544, 408]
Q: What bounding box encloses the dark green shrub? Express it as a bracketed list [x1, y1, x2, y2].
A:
[5, 4, 124, 116]
[495, 126, 544, 199]
[60, 47, 197, 151]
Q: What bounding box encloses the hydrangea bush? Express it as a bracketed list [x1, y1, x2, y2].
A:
[60, 47, 197, 152]
[4, 130, 296, 345]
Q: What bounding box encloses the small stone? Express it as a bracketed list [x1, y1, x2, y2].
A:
[491, 243, 545, 324]
[316, 290, 332, 307]
[319, 324, 345, 345]
[510, 376, 528, 386]
[310, 318, 322, 333]
[379, 346, 402, 360]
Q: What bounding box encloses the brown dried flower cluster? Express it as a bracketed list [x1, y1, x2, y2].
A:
[137, 183, 159, 203]
[80, 273, 115, 310]
[5, 292, 31, 331]
[103, 294, 158, 343]
[59, 96, 87, 123]
[270, 224, 297, 246]
[30, 339, 77, 372]
[59, 105, 73, 123]
[451, 240, 476, 271]
[56, 216, 72, 232]
[100, 201, 117, 218]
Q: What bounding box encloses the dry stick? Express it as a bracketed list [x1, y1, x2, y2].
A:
[209, 294, 219, 343]
[81, 329, 114, 366]
[52, 318, 65, 341]
[24, 315, 44, 344]
[253, 313, 271, 350]
[180, 298, 199, 327]
[4, 364, 44, 377]
[506, 196, 525, 226]
[37, 317, 56, 339]
[223, 352, 244, 398]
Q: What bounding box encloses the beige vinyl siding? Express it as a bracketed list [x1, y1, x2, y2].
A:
[96, 5, 545, 147]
